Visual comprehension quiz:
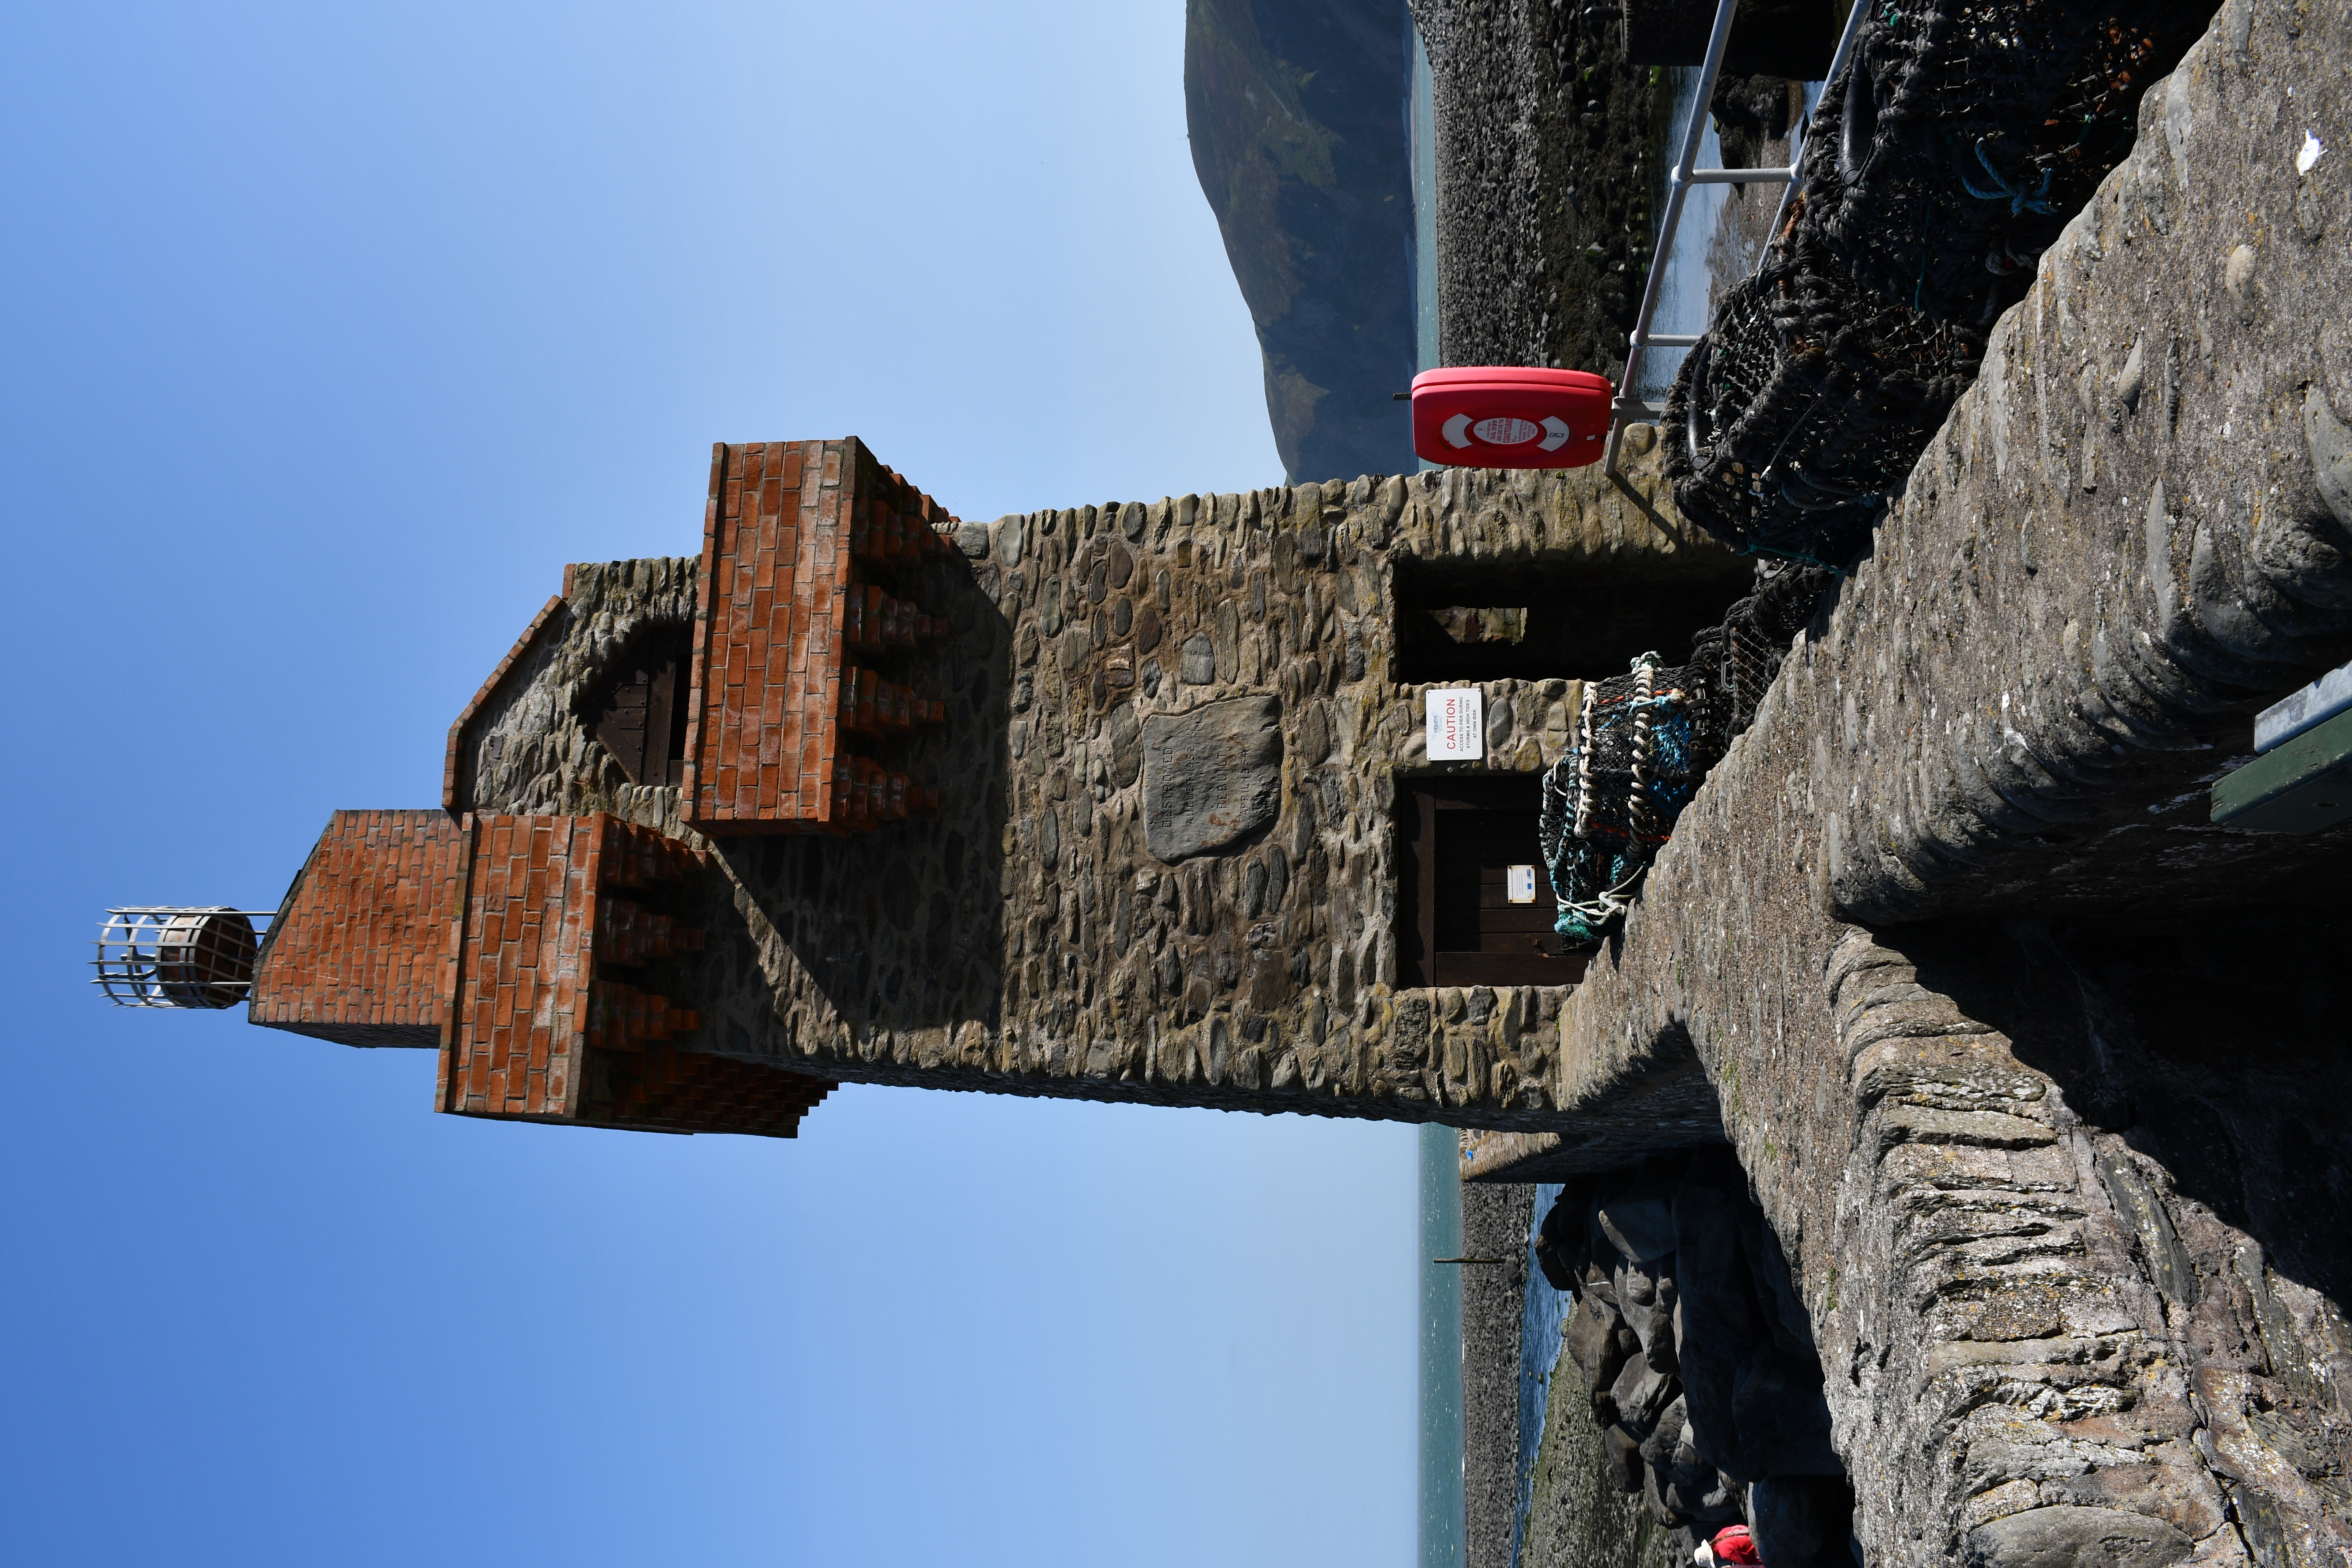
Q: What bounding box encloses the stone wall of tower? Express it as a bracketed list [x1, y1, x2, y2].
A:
[443, 443, 1752, 1128]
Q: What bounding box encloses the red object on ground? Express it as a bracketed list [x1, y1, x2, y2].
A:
[1410, 366, 1614, 468]
[1711, 1524, 1763, 1565]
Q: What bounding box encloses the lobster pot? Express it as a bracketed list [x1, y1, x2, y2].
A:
[93, 908, 261, 1009]
[1659, 0, 2202, 569]
[1687, 562, 1841, 740]
[1662, 252, 1984, 567]
[1538, 658, 1727, 945]
[1802, 0, 2207, 327]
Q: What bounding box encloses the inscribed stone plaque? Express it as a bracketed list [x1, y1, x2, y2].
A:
[1141, 696, 1284, 862]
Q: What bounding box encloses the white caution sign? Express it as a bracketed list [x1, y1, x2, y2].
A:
[1425, 687, 1484, 761]
[1507, 865, 1538, 904]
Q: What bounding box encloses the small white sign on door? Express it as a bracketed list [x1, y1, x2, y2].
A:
[1507, 864, 1538, 904]
[1425, 687, 1484, 761]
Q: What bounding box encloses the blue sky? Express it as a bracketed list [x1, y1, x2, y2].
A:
[0, 3, 1416, 1563]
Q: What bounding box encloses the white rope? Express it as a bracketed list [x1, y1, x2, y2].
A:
[1572, 678, 1599, 842]
[1627, 651, 1660, 840]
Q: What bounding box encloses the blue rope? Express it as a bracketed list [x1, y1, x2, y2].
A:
[1960, 140, 2055, 215]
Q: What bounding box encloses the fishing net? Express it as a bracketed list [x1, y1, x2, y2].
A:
[1537, 566, 1838, 942]
[1688, 560, 1842, 736]
[1539, 653, 1729, 945]
[1660, 0, 2209, 565]
[1662, 244, 1985, 563]
[1802, 0, 2209, 325]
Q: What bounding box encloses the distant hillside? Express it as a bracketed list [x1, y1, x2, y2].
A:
[1184, 0, 1418, 485]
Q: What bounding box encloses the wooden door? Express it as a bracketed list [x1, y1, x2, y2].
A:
[1397, 776, 1590, 989]
[591, 640, 691, 787]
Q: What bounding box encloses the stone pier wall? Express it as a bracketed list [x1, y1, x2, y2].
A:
[1518, 8, 2352, 1562]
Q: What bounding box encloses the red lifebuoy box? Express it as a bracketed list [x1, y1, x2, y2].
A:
[1410, 367, 1614, 469]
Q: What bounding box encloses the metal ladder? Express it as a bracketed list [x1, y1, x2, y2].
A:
[1600, 0, 1868, 511]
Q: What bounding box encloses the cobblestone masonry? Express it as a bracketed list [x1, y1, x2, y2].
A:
[442, 441, 1751, 1126]
[447, 560, 700, 819]
[443, 593, 564, 812]
[248, 809, 464, 1048]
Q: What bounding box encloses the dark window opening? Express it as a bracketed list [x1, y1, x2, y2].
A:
[586, 625, 694, 787]
[1391, 555, 1751, 684]
[1396, 774, 1590, 989]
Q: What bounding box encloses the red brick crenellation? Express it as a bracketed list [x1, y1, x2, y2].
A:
[681, 438, 954, 836]
[249, 809, 465, 1048]
[436, 813, 603, 1121]
[434, 811, 833, 1137]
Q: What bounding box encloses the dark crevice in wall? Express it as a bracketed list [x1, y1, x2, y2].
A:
[1392, 556, 1748, 684]
[580, 620, 694, 788]
[1395, 773, 1591, 989]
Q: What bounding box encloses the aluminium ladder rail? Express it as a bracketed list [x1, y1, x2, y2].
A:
[1601, 0, 1870, 516]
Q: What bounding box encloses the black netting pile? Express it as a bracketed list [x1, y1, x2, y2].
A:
[1686, 560, 1843, 736]
[1538, 0, 2212, 942]
[1540, 654, 1728, 944]
[1663, 0, 2210, 566]
[1805, 0, 2205, 321]
[1664, 248, 1987, 564]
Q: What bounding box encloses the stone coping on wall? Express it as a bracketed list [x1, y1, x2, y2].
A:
[1471, 0, 2352, 1183]
[1796, 17, 2352, 923]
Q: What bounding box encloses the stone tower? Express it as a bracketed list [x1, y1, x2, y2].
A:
[250, 432, 1749, 1138]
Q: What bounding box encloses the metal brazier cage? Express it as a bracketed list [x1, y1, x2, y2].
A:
[93, 908, 272, 1009]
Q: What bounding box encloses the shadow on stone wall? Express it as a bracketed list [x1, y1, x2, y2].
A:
[1898, 913, 2352, 1375]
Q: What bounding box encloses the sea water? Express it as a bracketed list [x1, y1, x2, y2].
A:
[1411, 25, 1467, 1556]
[1407, 43, 1828, 1568]
[1511, 1183, 1571, 1567]
[1639, 69, 1829, 403]
[1496, 74, 1830, 1552]
[1634, 68, 1733, 403]
[1404, 55, 1744, 402]
[1419, 1122, 1467, 1568]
